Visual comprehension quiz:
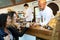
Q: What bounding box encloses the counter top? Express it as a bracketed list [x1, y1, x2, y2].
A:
[21, 25, 52, 40]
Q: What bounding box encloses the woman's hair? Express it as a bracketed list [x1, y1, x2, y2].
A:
[0, 14, 8, 27]
[8, 11, 18, 19]
[8, 11, 16, 19]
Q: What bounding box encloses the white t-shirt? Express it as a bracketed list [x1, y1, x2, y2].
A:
[24, 7, 33, 21]
[37, 6, 54, 26]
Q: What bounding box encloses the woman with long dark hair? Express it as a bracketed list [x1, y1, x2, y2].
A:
[7, 11, 29, 40]
[0, 14, 10, 40]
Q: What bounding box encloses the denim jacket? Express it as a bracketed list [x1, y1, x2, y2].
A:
[0, 28, 8, 40]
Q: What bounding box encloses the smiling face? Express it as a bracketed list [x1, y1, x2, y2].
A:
[6, 15, 12, 25]
[38, 0, 46, 10]
[13, 14, 17, 23]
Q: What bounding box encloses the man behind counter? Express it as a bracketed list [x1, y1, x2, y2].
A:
[23, 3, 33, 22]
[35, 0, 54, 26]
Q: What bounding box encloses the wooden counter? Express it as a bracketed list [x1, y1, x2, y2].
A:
[23, 26, 53, 40]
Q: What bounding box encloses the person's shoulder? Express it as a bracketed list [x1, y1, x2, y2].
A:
[45, 6, 53, 13]
[46, 6, 52, 11]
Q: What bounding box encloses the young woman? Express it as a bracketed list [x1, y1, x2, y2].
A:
[7, 11, 29, 40]
[0, 14, 11, 40]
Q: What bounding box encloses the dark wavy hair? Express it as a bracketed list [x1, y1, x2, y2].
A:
[8, 11, 16, 19]
[0, 14, 8, 28]
[8, 11, 18, 19]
